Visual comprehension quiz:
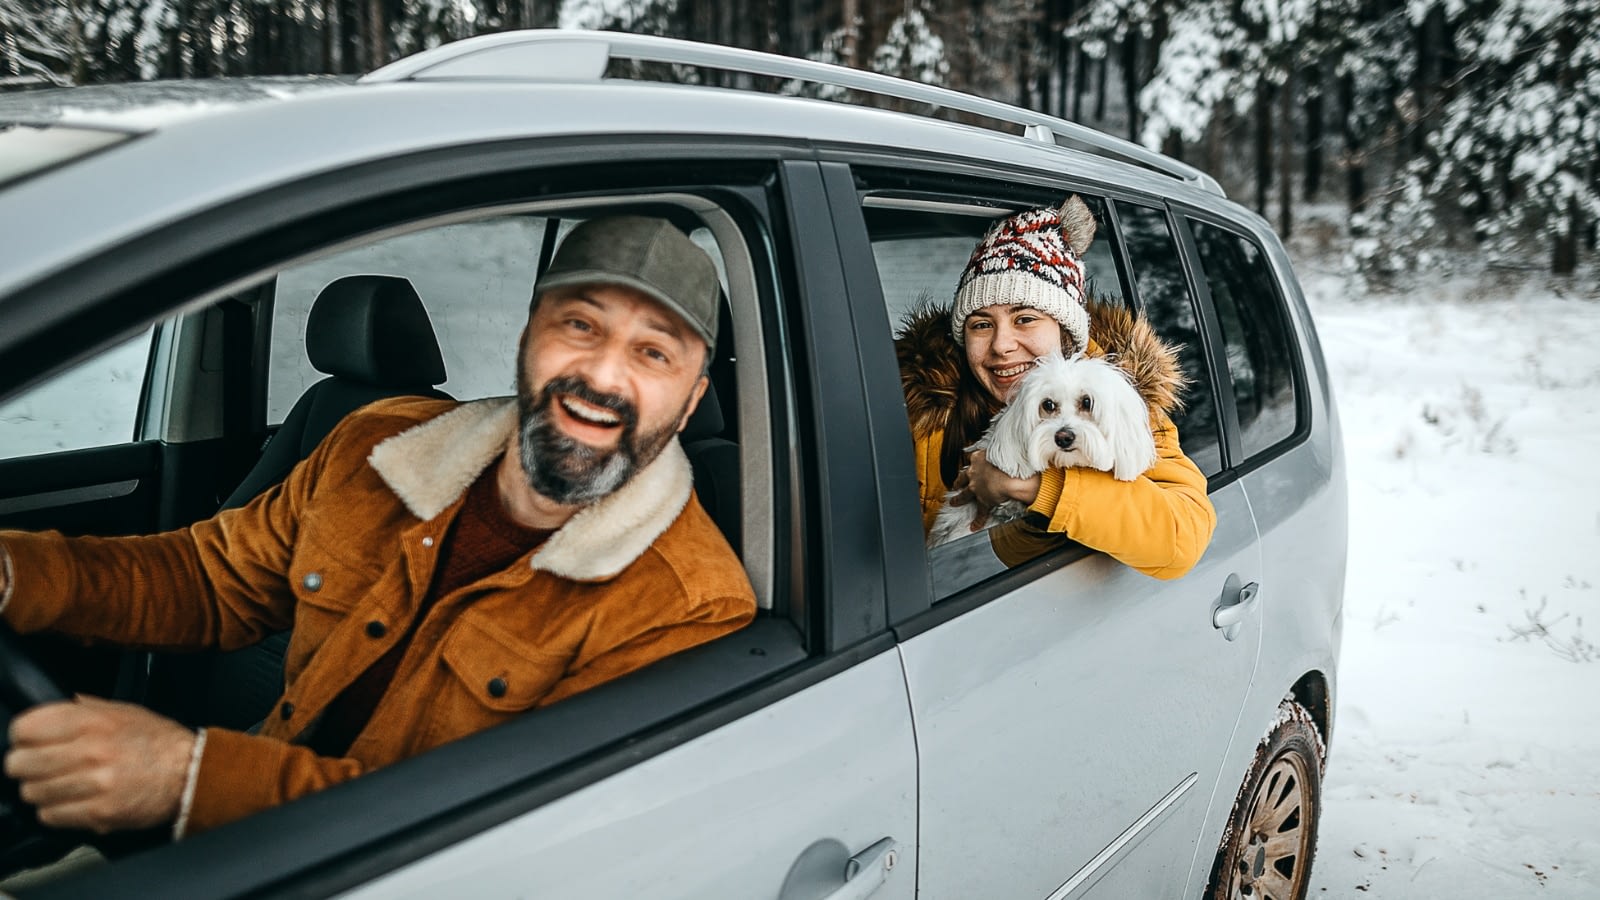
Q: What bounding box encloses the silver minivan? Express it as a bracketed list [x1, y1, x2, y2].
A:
[0, 30, 1345, 900]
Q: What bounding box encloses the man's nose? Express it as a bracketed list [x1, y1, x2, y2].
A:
[584, 338, 631, 395]
[1054, 427, 1076, 450]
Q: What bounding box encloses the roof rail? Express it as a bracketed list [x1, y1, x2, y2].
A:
[363, 30, 1225, 197]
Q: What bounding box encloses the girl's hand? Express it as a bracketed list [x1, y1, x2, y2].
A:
[965, 449, 1042, 510]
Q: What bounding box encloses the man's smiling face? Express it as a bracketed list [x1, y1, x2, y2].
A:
[514, 283, 708, 506]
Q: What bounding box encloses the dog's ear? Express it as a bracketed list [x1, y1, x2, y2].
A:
[1103, 370, 1158, 481]
[981, 383, 1041, 479]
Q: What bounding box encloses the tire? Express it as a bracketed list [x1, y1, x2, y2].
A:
[1205, 699, 1324, 900]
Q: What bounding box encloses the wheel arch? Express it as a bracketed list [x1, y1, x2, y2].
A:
[1288, 668, 1332, 752]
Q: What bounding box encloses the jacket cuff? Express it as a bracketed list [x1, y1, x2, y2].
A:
[184, 727, 293, 835]
[172, 728, 208, 841]
[1028, 467, 1082, 533]
[1029, 468, 1065, 517]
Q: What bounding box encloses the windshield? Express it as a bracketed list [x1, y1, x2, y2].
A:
[0, 124, 131, 189]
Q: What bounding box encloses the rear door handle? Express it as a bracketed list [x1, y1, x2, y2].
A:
[822, 838, 899, 900]
[1213, 580, 1259, 641]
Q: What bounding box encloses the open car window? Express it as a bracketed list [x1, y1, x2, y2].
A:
[858, 187, 1130, 601]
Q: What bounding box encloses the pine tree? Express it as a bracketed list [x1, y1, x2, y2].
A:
[0, 0, 73, 84]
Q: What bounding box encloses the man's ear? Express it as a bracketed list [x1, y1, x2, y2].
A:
[677, 375, 710, 433]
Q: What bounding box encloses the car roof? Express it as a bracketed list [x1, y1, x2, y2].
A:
[0, 33, 1252, 301]
[0, 76, 350, 130]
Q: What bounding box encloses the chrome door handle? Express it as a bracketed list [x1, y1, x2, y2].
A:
[1213, 581, 1259, 641]
[821, 837, 899, 900]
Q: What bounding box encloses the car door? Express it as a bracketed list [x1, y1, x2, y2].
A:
[828, 162, 1266, 900]
[3, 139, 919, 899]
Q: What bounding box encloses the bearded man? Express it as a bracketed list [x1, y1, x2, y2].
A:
[0, 216, 756, 838]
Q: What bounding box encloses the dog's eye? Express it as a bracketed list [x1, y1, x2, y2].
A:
[1041, 398, 1058, 415]
[1078, 394, 1093, 414]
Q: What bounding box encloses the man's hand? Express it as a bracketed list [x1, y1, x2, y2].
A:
[964, 450, 1043, 512]
[5, 696, 195, 834]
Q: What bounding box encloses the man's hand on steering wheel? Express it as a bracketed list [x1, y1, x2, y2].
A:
[5, 697, 194, 834]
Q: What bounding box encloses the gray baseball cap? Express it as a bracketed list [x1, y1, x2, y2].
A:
[533, 215, 720, 347]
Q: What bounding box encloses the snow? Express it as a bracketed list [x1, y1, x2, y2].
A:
[1295, 255, 1600, 897]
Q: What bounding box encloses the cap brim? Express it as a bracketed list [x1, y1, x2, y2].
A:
[534, 270, 716, 348]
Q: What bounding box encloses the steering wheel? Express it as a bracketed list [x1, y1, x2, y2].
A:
[0, 620, 77, 878]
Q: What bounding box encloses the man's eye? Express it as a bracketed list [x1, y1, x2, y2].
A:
[643, 347, 670, 365]
[1078, 395, 1093, 413]
[566, 318, 593, 332]
[1041, 398, 1058, 415]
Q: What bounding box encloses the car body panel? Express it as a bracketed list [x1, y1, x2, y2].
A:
[331, 649, 918, 900]
[901, 480, 1262, 899]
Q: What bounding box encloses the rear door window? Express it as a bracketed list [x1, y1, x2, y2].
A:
[1187, 219, 1302, 460]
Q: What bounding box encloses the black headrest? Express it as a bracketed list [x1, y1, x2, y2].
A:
[306, 275, 447, 388]
[682, 378, 725, 442]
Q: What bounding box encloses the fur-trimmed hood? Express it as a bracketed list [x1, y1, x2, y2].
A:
[896, 299, 1188, 438]
[368, 397, 693, 583]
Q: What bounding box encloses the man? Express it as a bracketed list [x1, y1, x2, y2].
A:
[0, 215, 756, 838]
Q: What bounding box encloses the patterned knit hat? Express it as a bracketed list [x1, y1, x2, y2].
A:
[950, 195, 1097, 353]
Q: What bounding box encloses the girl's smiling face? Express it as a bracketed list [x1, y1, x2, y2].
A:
[963, 305, 1067, 402]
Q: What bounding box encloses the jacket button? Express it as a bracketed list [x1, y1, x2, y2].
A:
[487, 678, 508, 698]
[280, 701, 295, 720]
[302, 572, 322, 592]
[365, 620, 387, 638]
[421, 536, 434, 548]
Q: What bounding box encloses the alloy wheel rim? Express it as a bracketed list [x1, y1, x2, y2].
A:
[1228, 752, 1313, 899]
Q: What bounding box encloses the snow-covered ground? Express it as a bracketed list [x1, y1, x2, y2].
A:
[1296, 258, 1600, 897]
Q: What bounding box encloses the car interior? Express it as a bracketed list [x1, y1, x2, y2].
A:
[0, 196, 774, 883]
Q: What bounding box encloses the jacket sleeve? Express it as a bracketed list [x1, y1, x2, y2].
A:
[1025, 410, 1216, 580]
[0, 420, 342, 650]
[183, 727, 367, 835]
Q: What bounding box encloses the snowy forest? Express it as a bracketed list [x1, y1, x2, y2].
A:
[2, 0, 1597, 276]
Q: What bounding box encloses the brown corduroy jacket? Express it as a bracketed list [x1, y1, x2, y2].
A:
[0, 396, 756, 834]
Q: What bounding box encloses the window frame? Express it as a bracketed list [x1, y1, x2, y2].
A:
[1, 142, 896, 898]
[833, 159, 1160, 634]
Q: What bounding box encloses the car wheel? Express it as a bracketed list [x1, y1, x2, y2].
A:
[1206, 699, 1323, 900]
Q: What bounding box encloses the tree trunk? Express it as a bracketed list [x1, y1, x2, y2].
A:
[1254, 78, 1271, 217]
[841, 0, 858, 67]
[1093, 55, 1107, 121]
[1304, 69, 1323, 200]
[1279, 71, 1294, 238]
[1121, 35, 1139, 141]
[1553, 198, 1579, 275]
[367, 0, 386, 69]
[1338, 71, 1365, 212]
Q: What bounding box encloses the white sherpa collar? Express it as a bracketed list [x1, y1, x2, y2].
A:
[367, 397, 694, 582]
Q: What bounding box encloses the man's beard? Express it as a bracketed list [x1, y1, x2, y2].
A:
[516, 373, 682, 506]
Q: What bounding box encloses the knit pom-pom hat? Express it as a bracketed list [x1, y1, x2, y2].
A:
[950, 195, 1098, 353]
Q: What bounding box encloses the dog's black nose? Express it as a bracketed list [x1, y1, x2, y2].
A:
[1054, 428, 1076, 450]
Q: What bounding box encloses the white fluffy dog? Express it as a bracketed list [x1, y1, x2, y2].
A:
[927, 353, 1158, 548]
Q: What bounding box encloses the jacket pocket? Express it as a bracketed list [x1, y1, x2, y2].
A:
[428, 615, 573, 746]
[283, 538, 380, 680]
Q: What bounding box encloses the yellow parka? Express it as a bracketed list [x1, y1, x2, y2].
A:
[898, 302, 1216, 580]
